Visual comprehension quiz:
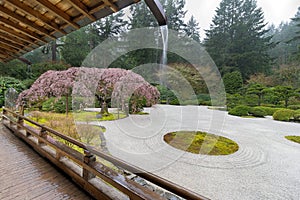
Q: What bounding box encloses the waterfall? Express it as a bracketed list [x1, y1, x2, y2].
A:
[159, 25, 168, 85]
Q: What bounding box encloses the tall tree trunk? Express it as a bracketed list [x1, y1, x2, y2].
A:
[66, 94, 69, 116]
[51, 40, 57, 62]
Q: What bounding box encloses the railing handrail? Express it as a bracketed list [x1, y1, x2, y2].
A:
[2, 107, 209, 200]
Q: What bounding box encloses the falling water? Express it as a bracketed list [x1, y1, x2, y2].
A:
[160, 25, 168, 85]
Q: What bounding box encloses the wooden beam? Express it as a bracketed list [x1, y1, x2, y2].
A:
[0, 37, 24, 50]
[102, 0, 119, 12]
[0, 42, 19, 53]
[0, 4, 55, 39]
[88, 2, 106, 15]
[65, 0, 96, 21]
[0, 16, 47, 43]
[34, 0, 80, 30]
[0, 53, 8, 59]
[0, 25, 36, 45]
[0, 47, 16, 57]
[5, 0, 67, 35]
[0, 31, 31, 49]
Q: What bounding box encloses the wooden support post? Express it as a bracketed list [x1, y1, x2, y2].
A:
[38, 126, 47, 145]
[56, 151, 62, 160]
[83, 150, 96, 180]
[2, 107, 6, 120]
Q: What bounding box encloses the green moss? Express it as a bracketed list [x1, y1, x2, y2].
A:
[73, 111, 127, 122]
[164, 131, 239, 155]
[285, 136, 300, 144]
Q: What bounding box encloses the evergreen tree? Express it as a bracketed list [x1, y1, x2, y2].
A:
[204, 0, 271, 79]
[164, 0, 187, 32]
[269, 7, 300, 65]
[129, 1, 157, 29]
[291, 7, 300, 62]
[61, 28, 90, 67]
[87, 11, 126, 48]
[185, 15, 201, 42]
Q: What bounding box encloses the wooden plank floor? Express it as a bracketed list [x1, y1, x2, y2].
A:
[0, 124, 93, 200]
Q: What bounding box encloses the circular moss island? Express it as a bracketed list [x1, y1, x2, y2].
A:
[163, 131, 239, 155]
[285, 136, 300, 144]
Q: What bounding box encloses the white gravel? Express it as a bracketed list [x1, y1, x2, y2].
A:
[91, 105, 300, 200]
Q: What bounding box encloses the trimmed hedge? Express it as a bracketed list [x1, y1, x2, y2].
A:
[293, 110, 300, 122]
[287, 105, 300, 110]
[249, 107, 266, 117]
[228, 105, 250, 116]
[255, 106, 281, 116]
[273, 109, 295, 122]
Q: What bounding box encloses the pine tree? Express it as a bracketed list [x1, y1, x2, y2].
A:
[185, 15, 200, 42]
[204, 0, 271, 79]
[129, 1, 157, 29]
[87, 11, 126, 49]
[164, 0, 187, 32]
[61, 28, 90, 67]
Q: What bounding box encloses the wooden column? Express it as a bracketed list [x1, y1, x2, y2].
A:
[38, 126, 47, 145]
[83, 150, 96, 180]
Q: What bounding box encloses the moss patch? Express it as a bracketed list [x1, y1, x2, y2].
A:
[73, 111, 127, 122]
[285, 136, 300, 144]
[164, 131, 239, 155]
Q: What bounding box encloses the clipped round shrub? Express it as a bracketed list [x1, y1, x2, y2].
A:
[228, 105, 250, 116]
[293, 110, 300, 122]
[287, 105, 300, 110]
[257, 106, 281, 116]
[249, 107, 266, 117]
[273, 109, 295, 122]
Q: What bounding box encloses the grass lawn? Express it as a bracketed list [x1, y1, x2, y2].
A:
[164, 131, 239, 155]
[73, 111, 127, 122]
[285, 136, 300, 144]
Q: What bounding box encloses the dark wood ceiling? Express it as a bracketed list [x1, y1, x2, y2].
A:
[0, 0, 141, 62]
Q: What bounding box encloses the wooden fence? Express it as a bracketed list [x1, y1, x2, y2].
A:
[2, 107, 209, 200]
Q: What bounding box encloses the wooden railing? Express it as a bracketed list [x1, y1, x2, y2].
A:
[2, 107, 209, 200]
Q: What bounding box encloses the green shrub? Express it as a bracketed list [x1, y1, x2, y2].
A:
[249, 107, 266, 117]
[42, 97, 72, 113]
[181, 99, 199, 105]
[287, 105, 300, 110]
[255, 106, 281, 116]
[169, 98, 180, 105]
[199, 100, 212, 106]
[293, 110, 300, 122]
[273, 109, 295, 122]
[228, 105, 250, 116]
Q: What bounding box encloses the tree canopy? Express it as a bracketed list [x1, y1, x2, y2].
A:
[204, 0, 272, 79]
[19, 67, 159, 114]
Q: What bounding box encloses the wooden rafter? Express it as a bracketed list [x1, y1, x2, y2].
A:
[0, 42, 19, 53]
[0, 47, 16, 57]
[0, 16, 46, 43]
[0, 25, 36, 45]
[0, 0, 145, 62]
[88, 2, 107, 15]
[0, 32, 31, 49]
[102, 0, 119, 12]
[0, 37, 23, 51]
[65, 0, 96, 21]
[33, 0, 80, 30]
[5, 0, 67, 35]
[0, 4, 55, 40]
[0, 53, 8, 59]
